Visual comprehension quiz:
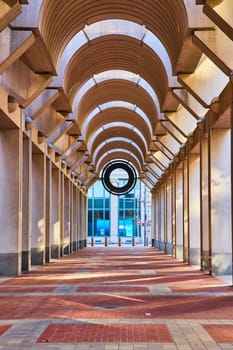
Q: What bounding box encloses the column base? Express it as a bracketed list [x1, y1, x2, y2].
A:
[22, 251, 30, 272]
[31, 248, 45, 265]
[0, 253, 20, 276]
[212, 253, 232, 275]
[51, 245, 60, 259]
[189, 247, 200, 266]
[45, 246, 50, 263]
[64, 245, 69, 255]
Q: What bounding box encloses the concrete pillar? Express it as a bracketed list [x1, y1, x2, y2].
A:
[21, 137, 31, 271]
[150, 193, 156, 247]
[70, 183, 77, 252]
[189, 153, 201, 266]
[31, 151, 46, 265]
[45, 158, 51, 263]
[200, 137, 210, 271]
[73, 185, 78, 251]
[59, 172, 64, 256]
[51, 167, 60, 258]
[154, 191, 159, 248]
[110, 193, 118, 244]
[157, 190, 161, 248]
[171, 171, 176, 258]
[0, 129, 23, 275]
[183, 158, 189, 263]
[63, 177, 70, 254]
[211, 129, 232, 275]
[160, 185, 165, 250]
[21, 137, 32, 272]
[79, 192, 87, 248]
[76, 189, 80, 249]
[166, 178, 172, 254]
[176, 168, 184, 260]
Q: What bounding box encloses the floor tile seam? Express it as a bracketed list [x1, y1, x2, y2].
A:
[0, 319, 232, 325]
[0, 292, 232, 297]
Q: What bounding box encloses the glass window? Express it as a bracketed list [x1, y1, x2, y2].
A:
[105, 198, 110, 208]
[94, 198, 104, 209]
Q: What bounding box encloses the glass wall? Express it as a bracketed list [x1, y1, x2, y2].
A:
[88, 181, 110, 237]
[88, 179, 143, 240]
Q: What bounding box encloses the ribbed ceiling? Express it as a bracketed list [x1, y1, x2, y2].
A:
[4, 0, 220, 190]
[39, 0, 188, 71]
[64, 36, 168, 106]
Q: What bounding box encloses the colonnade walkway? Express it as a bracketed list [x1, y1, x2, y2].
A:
[0, 247, 233, 350]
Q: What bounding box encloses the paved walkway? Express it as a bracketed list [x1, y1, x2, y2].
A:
[0, 247, 233, 349]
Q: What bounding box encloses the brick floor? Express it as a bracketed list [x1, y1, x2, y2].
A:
[37, 324, 173, 343]
[0, 246, 232, 350]
[0, 325, 11, 336]
[203, 325, 233, 343]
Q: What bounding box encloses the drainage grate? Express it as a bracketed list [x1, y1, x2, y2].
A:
[95, 305, 125, 309]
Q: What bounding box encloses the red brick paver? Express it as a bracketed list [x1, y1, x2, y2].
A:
[0, 325, 11, 336]
[0, 246, 232, 348]
[203, 325, 233, 343]
[37, 323, 172, 343]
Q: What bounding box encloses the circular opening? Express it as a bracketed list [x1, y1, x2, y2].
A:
[110, 168, 129, 188]
[101, 161, 137, 196]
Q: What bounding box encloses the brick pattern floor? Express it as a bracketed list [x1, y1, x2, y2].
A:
[203, 325, 233, 343]
[37, 324, 172, 343]
[0, 246, 232, 349]
[0, 325, 11, 336]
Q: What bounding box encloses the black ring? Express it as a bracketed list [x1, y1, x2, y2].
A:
[101, 160, 137, 195]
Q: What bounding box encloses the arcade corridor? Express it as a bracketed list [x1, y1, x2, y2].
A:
[0, 246, 232, 349]
[1, 0, 233, 346]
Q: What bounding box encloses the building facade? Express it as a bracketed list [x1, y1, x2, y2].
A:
[88, 178, 151, 245]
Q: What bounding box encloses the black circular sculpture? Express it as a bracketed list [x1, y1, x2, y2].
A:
[101, 160, 137, 196]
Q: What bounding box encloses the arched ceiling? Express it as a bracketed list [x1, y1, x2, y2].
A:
[64, 35, 169, 105]
[39, 0, 188, 70]
[1, 0, 232, 192]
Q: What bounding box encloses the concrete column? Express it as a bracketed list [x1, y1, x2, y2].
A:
[72, 185, 78, 251]
[45, 158, 51, 263]
[166, 178, 172, 254]
[183, 158, 189, 263]
[157, 190, 161, 248]
[76, 189, 80, 249]
[189, 153, 201, 266]
[31, 150, 46, 265]
[21, 136, 32, 272]
[70, 182, 78, 252]
[154, 191, 159, 248]
[59, 172, 64, 256]
[200, 137, 210, 271]
[171, 171, 176, 258]
[51, 167, 60, 258]
[150, 193, 156, 247]
[164, 181, 167, 252]
[79, 192, 87, 248]
[110, 193, 118, 244]
[211, 129, 232, 275]
[160, 185, 165, 250]
[63, 177, 70, 254]
[176, 168, 184, 260]
[69, 183, 75, 252]
[0, 129, 23, 275]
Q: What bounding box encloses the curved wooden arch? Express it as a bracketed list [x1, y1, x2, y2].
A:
[77, 80, 158, 133]
[97, 152, 141, 177]
[39, 0, 187, 71]
[89, 126, 148, 164]
[84, 107, 152, 147]
[64, 36, 168, 107]
[94, 140, 144, 175]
